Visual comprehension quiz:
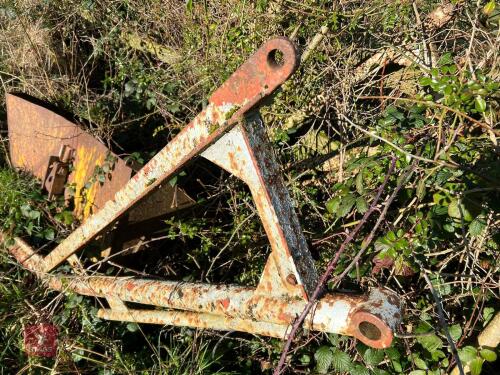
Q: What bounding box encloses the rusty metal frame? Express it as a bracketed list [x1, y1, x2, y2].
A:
[4, 38, 401, 348]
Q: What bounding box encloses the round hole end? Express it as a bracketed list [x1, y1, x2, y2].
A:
[349, 311, 394, 348]
[358, 321, 382, 341]
[267, 49, 285, 69]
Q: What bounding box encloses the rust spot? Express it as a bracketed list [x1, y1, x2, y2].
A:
[219, 298, 230, 310]
[387, 295, 399, 305]
[278, 312, 292, 322]
[286, 274, 298, 285]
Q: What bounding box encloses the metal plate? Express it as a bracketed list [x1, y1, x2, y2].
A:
[6, 94, 193, 221]
[7, 94, 133, 220]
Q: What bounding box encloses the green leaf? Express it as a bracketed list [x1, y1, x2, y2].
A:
[419, 76, 432, 86]
[185, 0, 193, 12]
[449, 324, 462, 342]
[256, 0, 268, 12]
[392, 359, 403, 373]
[458, 346, 478, 363]
[409, 371, 427, 375]
[417, 333, 443, 353]
[475, 96, 487, 112]
[469, 218, 486, 237]
[416, 179, 426, 200]
[414, 356, 428, 370]
[431, 350, 446, 361]
[337, 193, 356, 218]
[385, 347, 401, 360]
[479, 348, 497, 362]
[356, 171, 365, 194]
[356, 196, 369, 214]
[326, 197, 340, 214]
[430, 274, 452, 296]
[438, 52, 453, 66]
[169, 175, 178, 187]
[299, 354, 311, 365]
[483, 307, 494, 325]
[484, 0, 496, 16]
[448, 199, 473, 221]
[364, 348, 385, 366]
[470, 358, 483, 375]
[351, 364, 370, 375]
[43, 228, 55, 241]
[126, 322, 139, 332]
[28, 210, 41, 220]
[330, 348, 352, 372]
[314, 346, 333, 374]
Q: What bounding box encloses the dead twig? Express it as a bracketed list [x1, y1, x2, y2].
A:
[420, 269, 465, 375]
[334, 161, 417, 283]
[273, 156, 397, 374]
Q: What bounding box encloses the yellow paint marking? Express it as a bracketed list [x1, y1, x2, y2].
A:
[72, 147, 104, 221]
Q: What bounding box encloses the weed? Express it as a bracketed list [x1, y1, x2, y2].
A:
[0, 0, 499, 374]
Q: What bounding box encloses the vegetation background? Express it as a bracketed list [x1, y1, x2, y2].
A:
[0, 0, 499, 374]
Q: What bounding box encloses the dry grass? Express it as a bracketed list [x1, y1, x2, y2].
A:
[0, 0, 499, 374]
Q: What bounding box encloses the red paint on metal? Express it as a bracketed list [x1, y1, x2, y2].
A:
[3, 38, 403, 348]
[24, 324, 58, 358]
[219, 298, 230, 310]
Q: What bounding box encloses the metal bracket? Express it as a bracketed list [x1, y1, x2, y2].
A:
[4, 38, 401, 348]
[43, 145, 74, 199]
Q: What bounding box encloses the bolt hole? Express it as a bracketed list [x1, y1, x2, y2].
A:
[267, 49, 285, 68]
[286, 273, 297, 285]
[359, 321, 382, 341]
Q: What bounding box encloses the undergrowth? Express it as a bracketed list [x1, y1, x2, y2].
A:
[0, 0, 499, 374]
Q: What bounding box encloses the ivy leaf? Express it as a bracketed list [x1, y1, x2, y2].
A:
[475, 96, 487, 112]
[169, 176, 178, 187]
[470, 358, 483, 375]
[28, 210, 41, 220]
[479, 348, 497, 362]
[314, 346, 333, 374]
